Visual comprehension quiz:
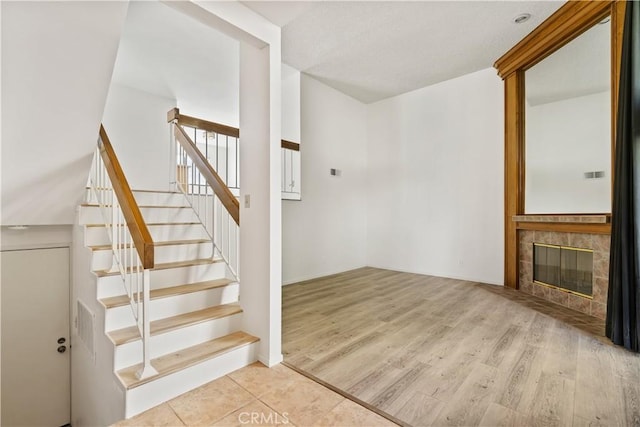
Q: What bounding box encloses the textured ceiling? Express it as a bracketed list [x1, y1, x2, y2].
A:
[243, 1, 565, 103]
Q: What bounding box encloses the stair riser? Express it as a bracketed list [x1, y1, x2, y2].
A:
[141, 208, 199, 224]
[79, 206, 199, 225]
[91, 242, 214, 271]
[132, 192, 189, 207]
[84, 226, 112, 247]
[85, 191, 188, 207]
[146, 225, 210, 243]
[85, 224, 210, 247]
[96, 262, 228, 299]
[124, 342, 258, 418]
[104, 284, 240, 331]
[113, 313, 242, 370]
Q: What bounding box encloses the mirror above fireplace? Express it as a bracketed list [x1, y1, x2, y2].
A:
[524, 18, 611, 214]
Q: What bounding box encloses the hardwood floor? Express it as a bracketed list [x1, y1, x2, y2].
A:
[282, 267, 640, 426]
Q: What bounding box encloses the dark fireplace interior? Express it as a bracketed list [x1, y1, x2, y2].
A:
[533, 243, 593, 297]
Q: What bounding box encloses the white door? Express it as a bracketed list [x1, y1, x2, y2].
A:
[1, 247, 71, 426]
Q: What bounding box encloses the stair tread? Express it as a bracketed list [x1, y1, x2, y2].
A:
[117, 331, 259, 390]
[90, 239, 210, 251]
[108, 303, 243, 346]
[100, 279, 234, 308]
[94, 258, 223, 277]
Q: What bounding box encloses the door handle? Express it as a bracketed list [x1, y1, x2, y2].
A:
[57, 345, 66, 353]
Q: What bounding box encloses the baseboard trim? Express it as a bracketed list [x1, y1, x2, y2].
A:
[282, 265, 368, 286]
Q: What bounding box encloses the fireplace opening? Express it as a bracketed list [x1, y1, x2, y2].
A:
[533, 243, 593, 297]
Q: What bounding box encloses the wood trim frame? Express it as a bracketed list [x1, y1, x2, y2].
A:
[494, 1, 625, 288]
[172, 123, 240, 225]
[98, 125, 155, 268]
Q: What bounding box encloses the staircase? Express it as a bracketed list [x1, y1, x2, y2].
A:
[76, 123, 258, 419]
[79, 190, 258, 417]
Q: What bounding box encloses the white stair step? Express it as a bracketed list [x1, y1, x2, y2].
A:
[113, 309, 242, 370]
[132, 190, 188, 207]
[84, 190, 187, 208]
[79, 205, 198, 225]
[89, 239, 213, 271]
[122, 332, 259, 418]
[139, 206, 199, 224]
[96, 259, 228, 299]
[102, 282, 239, 331]
[84, 223, 209, 246]
[107, 303, 243, 346]
[100, 278, 234, 308]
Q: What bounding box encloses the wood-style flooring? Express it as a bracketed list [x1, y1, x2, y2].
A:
[282, 267, 640, 426]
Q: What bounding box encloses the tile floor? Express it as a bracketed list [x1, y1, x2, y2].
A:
[114, 362, 396, 427]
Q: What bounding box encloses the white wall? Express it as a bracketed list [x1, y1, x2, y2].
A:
[102, 84, 176, 191]
[1, 1, 128, 225]
[281, 64, 301, 142]
[282, 74, 368, 285]
[525, 90, 611, 213]
[0, 225, 72, 251]
[70, 223, 126, 427]
[366, 68, 504, 285]
[111, 1, 240, 129]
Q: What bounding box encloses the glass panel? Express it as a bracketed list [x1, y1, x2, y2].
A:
[561, 248, 578, 292]
[534, 245, 546, 282]
[547, 246, 561, 285]
[561, 248, 593, 295]
[534, 244, 560, 285]
[576, 250, 593, 295]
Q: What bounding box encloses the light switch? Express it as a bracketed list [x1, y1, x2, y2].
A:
[244, 194, 250, 208]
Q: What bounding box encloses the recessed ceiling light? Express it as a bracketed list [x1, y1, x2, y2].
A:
[514, 13, 531, 24]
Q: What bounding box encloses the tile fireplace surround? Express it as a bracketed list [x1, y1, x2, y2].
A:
[518, 229, 610, 320]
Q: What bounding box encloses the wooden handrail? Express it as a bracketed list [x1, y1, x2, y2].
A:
[172, 123, 240, 225]
[98, 125, 155, 268]
[168, 108, 240, 138]
[168, 107, 301, 150]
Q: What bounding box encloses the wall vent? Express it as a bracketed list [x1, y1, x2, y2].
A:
[76, 299, 95, 361]
[584, 171, 605, 179]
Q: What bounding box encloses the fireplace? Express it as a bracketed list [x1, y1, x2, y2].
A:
[517, 228, 609, 319]
[533, 243, 593, 298]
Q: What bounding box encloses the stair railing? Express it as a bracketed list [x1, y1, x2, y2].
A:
[167, 109, 240, 279]
[89, 125, 157, 380]
[168, 108, 240, 191]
